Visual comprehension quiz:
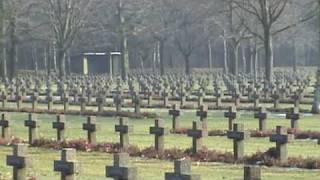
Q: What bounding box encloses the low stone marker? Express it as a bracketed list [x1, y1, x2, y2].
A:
[115, 117, 133, 150]
[6, 144, 31, 180]
[165, 159, 201, 180]
[149, 119, 168, 152]
[24, 113, 38, 144]
[254, 107, 268, 132]
[196, 105, 208, 132]
[53, 114, 66, 141]
[0, 113, 11, 141]
[168, 104, 181, 130]
[187, 121, 206, 154]
[224, 106, 237, 131]
[227, 123, 249, 160]
[285, 107, 300, 130]
[106, 153, 137, 180]
[270, 126, 291, 163]
[54, 148, 79, 180]
[82, 116, 97, 144]
[244, 165, 261, 180]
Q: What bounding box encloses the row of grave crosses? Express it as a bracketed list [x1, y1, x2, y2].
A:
[0, 106, 308, 164]
[5, 144, 262, 180]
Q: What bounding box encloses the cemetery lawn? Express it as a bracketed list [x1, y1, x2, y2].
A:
[1, 110, 320, 179]
[0, 146, 320, 180]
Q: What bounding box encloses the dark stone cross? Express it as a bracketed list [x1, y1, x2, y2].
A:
[82, 116, 97, 144]
[270, 126, 291, 163]
[244, 165, 261, 180]
[1, 90, 7, 108]
[149, 119, 168, 152]
[196, 105, 208, 132]
[254, 107, 268, 132]
[187, 121, 206, 154]
[224, 106, 238, 131]
[271, 91, 280, 109]
[54, 148, 79, 180]
[165, 160, 201, 180]
[292, 91, 303, 108]
[168, 104, 181, 130]
[0, 113, 11, 141]
[285, 107, 300, 130]
[227, 123, 249, 160]
[24, 113, 38, 144]
[53, 114, 66, 141]
[106, 153, 137, 180]
[115, 117, 133, 150]
[6, 144, 31, 180]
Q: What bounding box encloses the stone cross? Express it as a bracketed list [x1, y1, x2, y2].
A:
[270, 126, 291, 163]
[147, 89, 153, 107]
[46, 88, 54, 110]
[165, 160, 201, 180]
[285, 107, 300, 130]
[252, 91, 260, 109]
[149, 119, 168, 152]
[168, 104, 181, 130]
[215, 89, 223, 107]
[82, 116, 97, 144]
[31, 92, 39, 110]
[96, 93, 106, 113]
[292, 91, 303, 108]
[79, 94, 86, 112]
[53, 114, 66, 141]
[62, 91, 70, 112]
[133, 92, 141, 113]
[224, 106, 238, 131]
[106, 153, 137, 180]
[187, 121, 206, 154]
[6, 144, 31, 180]
[254, 107, 268, 132]
[115, 117, 133, 150]
[232, 89, 241, 107]
[16, 88, 23, 110]
[162, 88, 170, 107]
[244, 165, 261, 180]
[24, 113, 38, 144]
[113, 94, 123, 112]
[54, 148, 79, 180]
[197, 89, 205, 108]
[1, 90, 7, 108]
[196, 105, 208, 132]
[227, 123, 249, 160]
[271, 91, 280, 109]
[0, 113, 11, 141]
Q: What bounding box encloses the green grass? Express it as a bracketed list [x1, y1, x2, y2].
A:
[1, 110, 320, 179]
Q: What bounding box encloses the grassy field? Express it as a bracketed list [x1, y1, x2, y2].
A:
[0, 110, 320, 179]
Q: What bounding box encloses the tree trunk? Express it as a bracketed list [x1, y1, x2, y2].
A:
[223, 35, 229, 74]
[8, 16, 17, 80]
[264, 28, 273, 82]
[159, 40, 165, 75]
[57, 47, 66, 79]
[0, 0, 6, 79]
[232, 42, 239, 75]
[208, 39, 213, 70]
[242, 44, 247, 73]
[184, 55, 190, 75]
